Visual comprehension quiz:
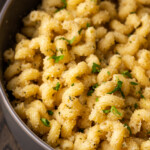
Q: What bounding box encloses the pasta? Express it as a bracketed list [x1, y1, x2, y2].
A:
[3, 0, 150, 149]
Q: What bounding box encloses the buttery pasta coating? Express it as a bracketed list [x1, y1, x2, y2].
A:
[3, 0, 150, 149]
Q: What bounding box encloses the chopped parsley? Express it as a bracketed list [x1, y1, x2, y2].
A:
[134, 103, 138, 109]
[59, 36, 76, 45]
[69, 96, 73, 101]
[107, 80, 125, 98]
[78, 28, 83, 34]
[138, 90, 144, 98]
[147, 131, 150, 135]
[76, 76, 80, 79]
[86, 23, 91, 28]
[111, 106, 122, 116]
[78, 22, 91, 34]
[40, 118, 50, 127]
[47, 110, 53, 116]
[124, 124, 132, 135]
[103, 106, 122, 116]
[53, 82, 60, 91]
[92, 63, 101, 74]
[121, 71, 132, 78]
[55, 0, 67, 12]
[47, 49, 55, 54]
[96, 97, 99, 102]
[130, 12, 136, 14]
[69, 36, 76, 44]
[50, 55, 64, 63]
[87, 83, 98, 96]
[130, 82, 138, 85]
[56, 48, 64, 54]
[107, 71, 110, 75]
[71, 83, 74, 86]
[128, 34, 132, 37]
[103, 109, 110, 114]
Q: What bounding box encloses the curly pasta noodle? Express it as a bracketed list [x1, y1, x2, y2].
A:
[3, 0, 150, 149]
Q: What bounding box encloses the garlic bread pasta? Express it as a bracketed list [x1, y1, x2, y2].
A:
[3, 0, 150, 149]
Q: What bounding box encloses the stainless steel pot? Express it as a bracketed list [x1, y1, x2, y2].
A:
[0, 0, 53, 149]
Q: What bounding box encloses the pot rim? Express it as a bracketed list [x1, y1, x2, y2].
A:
[0, 1, 52, 149]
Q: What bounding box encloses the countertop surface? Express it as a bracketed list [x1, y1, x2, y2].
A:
[0, 106, 21, 150]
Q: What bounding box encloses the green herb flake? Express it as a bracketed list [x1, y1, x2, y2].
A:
[61, 0, 67, 7]
[87, 83, 98, 96]
[128, 34, 132, 37]
[111, 106, 122, 116]
[78, 22, 91, 34]
[59, 36, 76, 45]
[69, 96, 73, 101]
[107, 80, 125, 98]
[138, 90, 145, 98]
[47, 49, 55, 54]
[47, 110, 53, 116]
[55, 0, 67, 12]
[76, 76, 80, 79]
[92, 63, 101, 74]
[86, 23, 91, 28]
[107, 71, 110, 75]
[69, 36, 76, 44]
[103, 109, 111, 114]
[53, 82, 60, 91]
[134, 103, 138, 109]
[124, 124, 132, 135]
[56, 48, 64, 54]
[78, 28, 83, 34]
[121, 71, 132, 78]
[71, 83, 74, 86]
[130, 12, 136, 14]
[130, 82, 138, 85]
[50, 55, 64, 63]
[147, 131, 150, 135]
[40, 118, 50, 127]
[96, 97, 99, 102]
[103, 106, 122, 116]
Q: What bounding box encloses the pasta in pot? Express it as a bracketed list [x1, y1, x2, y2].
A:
[3, 0, 150, 149]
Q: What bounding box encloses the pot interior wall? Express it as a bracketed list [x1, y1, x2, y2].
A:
[0, 0, 41, 80]
[0, 0, 53, 150]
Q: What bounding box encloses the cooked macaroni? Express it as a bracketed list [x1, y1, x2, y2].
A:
[4, 0, 150, 149]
